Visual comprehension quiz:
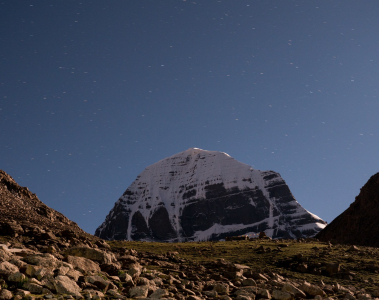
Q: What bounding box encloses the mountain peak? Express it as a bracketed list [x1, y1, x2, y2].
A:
[95, 149, 326, 241]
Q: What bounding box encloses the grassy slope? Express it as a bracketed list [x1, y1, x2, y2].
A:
[109, 239, 379, 291]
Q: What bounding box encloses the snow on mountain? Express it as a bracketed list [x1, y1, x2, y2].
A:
[95, 148, 326, 241]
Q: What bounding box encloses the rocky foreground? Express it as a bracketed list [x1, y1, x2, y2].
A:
[1, 229, 379, 300]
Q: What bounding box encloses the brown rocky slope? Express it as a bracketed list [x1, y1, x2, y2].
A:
[0, 169, 86, 238]
[316, 172, 379, 247]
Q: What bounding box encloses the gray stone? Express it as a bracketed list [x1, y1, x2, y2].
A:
[128, 263, 142, 278]
[23, 254, 58, 269]
[204, 290, 218, 297]
[119, 272, 133, 284]
[82, 290, 104, 298]
[66, 255, 101, 274]
[0, 289, 13, 300]
[0, 261, 19, 277]
[282, 283, 306, 298]
[106, 289, 125, 299]
[0, 249, 10, 263]
[8, 258, 26, 269]
[64, 247, 115, 264]
[299, 282, 326, 297]
[8, 272, 26, 283]
[66, 269, 83, 281]
[236, 296, 253, 300]
[272, 290, 293, 300]
[235, 286, 257, 298]
[55, 266, 70, 276]
[129, 286, 149, 298]
[149, 289, 169, 299]
[257, 289, 271, 299]
[136, 277, 150, 286]
[54, 275, 82, 296]
[213, 282, 229, 295]
[86, 275, 111, 290]
[24, 282, 44, 294]
[242, 278, 257, 287]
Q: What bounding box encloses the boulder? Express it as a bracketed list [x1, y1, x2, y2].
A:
[106, 289, 125, 299]
[282, 283, 306, 298]
[119, 272, 133, 284]
[128, 263, 142, 278]
[55, 266, 70, 276]
[66, 269, 83, 281]
[65, 247, 115, 264]
[129, 286, 149, 298]
[299, 281, 326, 297]
[0, 261, 19, 278]
[23, 254, 57, 269]
[0, 250, 10, 262]
[213, 282, 229, 295]
[54, 275, 82, 296]
[100, 262, 121, 276]
[204, 290, 218, 297]
[8, 272, 26, 283]
[25, 264, 54, 280]
[235, 286, 257, 297]
[272, 290, 293, 300]
[149, 288, 169, 299]
[25, 282, 44, 294]
[242, 278, 257, 286]
[136, 277, 150, 286]
[66, 255, 101, 274]
[95, 240, 111, 250]
[0, 289, 13, 300]
[257, 289, 271, 299]
[86, 275, 111, 290]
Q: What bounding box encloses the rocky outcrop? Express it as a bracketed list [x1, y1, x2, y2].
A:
[0, 170, 86, 238]
[317, 172, 379, 247]
[96, 148, 326, 241]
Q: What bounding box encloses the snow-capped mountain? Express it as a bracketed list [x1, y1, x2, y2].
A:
[95, 148, 326, 241]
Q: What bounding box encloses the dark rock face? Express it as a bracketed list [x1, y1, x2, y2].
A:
[95, 148, 326, 241]
[317, 172, 379, 247]
[0, 169, 86, 237]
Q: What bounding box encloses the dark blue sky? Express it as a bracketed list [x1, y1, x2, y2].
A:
[1, 1, 379, 234]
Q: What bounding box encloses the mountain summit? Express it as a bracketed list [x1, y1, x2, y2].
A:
[95, 148, 326, 241]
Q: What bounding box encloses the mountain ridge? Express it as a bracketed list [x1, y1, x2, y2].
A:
[0, 169, 86, 237]
[316, 172, 379, 247]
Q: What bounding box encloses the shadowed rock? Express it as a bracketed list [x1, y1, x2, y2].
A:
[317, 172, 379, 247]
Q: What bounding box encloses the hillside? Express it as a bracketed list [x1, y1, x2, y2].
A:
[317, 172, 379, 247]
[0, 170, 88, 239]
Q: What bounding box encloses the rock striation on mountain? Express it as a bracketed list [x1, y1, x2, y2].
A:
[317, 172, 379, 247]
[96, 148, 326, 241]
[0, 169, 85, 237]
